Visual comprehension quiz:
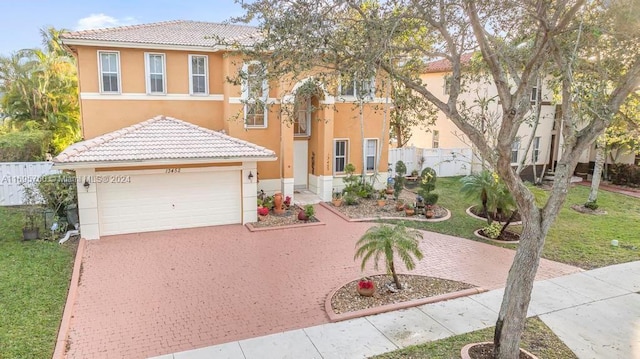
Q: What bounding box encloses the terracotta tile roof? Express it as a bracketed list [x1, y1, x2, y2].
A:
[53, 116, 276, 164]
[61, 20, 260, 47]
[424, 53, 474, 73]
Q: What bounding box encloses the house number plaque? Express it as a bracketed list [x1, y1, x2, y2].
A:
[165, 168, 181, 173]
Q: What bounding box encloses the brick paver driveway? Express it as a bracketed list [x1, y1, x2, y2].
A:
[63, 205, 580, 358]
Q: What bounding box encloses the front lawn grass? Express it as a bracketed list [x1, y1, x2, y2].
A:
[0, 206, 75, 359]
[373, 317, 577, 359]
[394, 177, 640, 269]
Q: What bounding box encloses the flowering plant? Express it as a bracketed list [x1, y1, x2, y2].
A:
[426, 204, 434, 210]
[358, 278, 374, 289]
[257, 207, 269, 216]
[284, 196, 292, 206]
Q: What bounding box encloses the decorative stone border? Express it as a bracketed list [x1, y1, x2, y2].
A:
[473, 229, 520, 244]
[52, 238, 86, 359]
[320, 202, 452, 223]
[245, 220, 325, 232]
[465, 206, 523, 226]
[324, 276, 486, 322]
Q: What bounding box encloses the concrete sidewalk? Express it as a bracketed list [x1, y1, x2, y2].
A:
[151, 261, 640, 359]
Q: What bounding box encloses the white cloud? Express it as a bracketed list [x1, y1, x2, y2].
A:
[75, 14, 137, 31]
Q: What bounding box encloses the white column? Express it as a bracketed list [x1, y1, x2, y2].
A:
[76, 168, 100, 240]
[242, 162, 258, 224]
[282, 177, 294, 200]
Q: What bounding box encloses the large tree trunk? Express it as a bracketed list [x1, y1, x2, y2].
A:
[493, 213, 547, 358]
[588, 139, 606, 203]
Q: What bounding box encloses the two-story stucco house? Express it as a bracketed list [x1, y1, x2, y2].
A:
[406, 54, 636, 181]
[54, 20, 390, 239]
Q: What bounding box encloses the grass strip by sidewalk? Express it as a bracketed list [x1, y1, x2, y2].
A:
[373, 316, 577, 359]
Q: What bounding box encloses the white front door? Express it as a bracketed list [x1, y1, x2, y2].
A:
[293, 140, 308, 189]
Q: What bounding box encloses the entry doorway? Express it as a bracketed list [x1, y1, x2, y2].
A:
[293, 140, 308, 189]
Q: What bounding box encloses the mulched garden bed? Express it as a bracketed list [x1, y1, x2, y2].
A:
[250, 205, 319, 228]
[467, 343, 533, 359]
[331, 274, 474, 314]
[332, 198, 448, 220]
[470, 205, 522, 223]
[477, 229, 520, 242]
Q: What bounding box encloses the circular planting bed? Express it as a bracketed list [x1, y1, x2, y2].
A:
[461, 342, 538, 359]
[570, 204, 607, 215]
[466, 206, 522, 225]
[331, 274, 474, 314]
[474, 229, 520, 244]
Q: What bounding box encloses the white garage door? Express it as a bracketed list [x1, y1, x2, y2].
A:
[97, 170, 241, 236]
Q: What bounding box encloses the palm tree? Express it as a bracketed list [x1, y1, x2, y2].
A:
[460, 170, 504, 224]
[354, 222, 424, 290]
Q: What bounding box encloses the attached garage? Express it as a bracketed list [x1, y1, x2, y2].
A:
[53, 116, 276, 239]
[97, 169, 242, 236]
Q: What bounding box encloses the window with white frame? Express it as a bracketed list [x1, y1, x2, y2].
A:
[243, 63, 268, 128]
[444, 75, 452, 95]
[98, 51, 120, 93]
[432, 130, 440, 148]
[511, 139, 520, 163]
[533, 136, 541, 162]
[145, 53, 166, 94]
[340, 74, 375, 98]
[334, 140, 348, 174]
[294, 96, 311, 136]
[530, 86, 538, 103]
[365, 139, 378, 171]
[189, 55, 208, 95]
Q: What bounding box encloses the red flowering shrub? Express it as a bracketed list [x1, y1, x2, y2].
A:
[257, 207, 269, 216]
[284, 196, 292, 206]
[358, 279, 374, 289]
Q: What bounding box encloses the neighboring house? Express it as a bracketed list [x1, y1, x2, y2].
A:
[55, 20, 389, 239]
[406, 54, 635, 180]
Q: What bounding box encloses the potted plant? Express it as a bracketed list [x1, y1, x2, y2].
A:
[273, 191, 285, 214]
[356, 277, 375, 297]
[257, 206, 269, 221]
[377, 190, 387, 207]
[425, 205, 435, 219]
[332, 192, 343, 207]
[298, 204, 315, 221]
[21, 183, 42, 240]
[385, 182, 395, 195]
[395, 199, 405, 211]
[405, 204, 415, 216]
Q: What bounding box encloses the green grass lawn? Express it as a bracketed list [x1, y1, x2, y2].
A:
[373, 317, 576, 359]
[0, 207, 75, 359]
[394, 177, 640, 269]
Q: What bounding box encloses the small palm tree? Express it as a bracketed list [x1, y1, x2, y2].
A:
[354, 222, 424, 290]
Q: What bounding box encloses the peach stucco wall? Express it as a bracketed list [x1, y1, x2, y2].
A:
[71, 45, 389, 181]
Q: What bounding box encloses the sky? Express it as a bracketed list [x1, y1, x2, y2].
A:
[0, 0, 247, 56]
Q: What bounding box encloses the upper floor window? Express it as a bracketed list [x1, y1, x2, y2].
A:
[530, 86, 538, 103]
[339, 73, 375, 99]
[511, 138, 520, 164]
[189, 55, 208, 95]
[444, 75, 452, 95]
[533, 136, 541, 162]
[294, 97, 312, 136]
[145, 53, 166, 94]
[98, 51, 120, 93]
[242, 62, 268, 128]
[432, 130, 440, 149]
[334, 139, 349, 174]
[366, 138, 378, 172]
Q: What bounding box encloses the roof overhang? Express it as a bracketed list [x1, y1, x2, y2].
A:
[52, 156, 277, 170]
[61, 38, 238, 53]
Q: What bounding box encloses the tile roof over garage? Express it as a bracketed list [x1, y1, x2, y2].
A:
[424, 53, 474, 73]
[61, 20, 260, 47]
[53, 116, 276, 164]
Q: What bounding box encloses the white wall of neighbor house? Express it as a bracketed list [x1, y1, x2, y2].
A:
[408, 71, 558, 169]
[75, 168, 100, 240]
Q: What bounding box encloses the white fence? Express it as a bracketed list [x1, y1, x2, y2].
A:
[389, 147, 473, 177]
[0, 162, 59, 206]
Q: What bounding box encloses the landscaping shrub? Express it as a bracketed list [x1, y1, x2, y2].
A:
[417, 167, 438, 205]
[37, 173, 78, 219]
[342, 163, 375, 198]
[482, 222, 502, 239]
[0, 130, 51, 161]
[609, 163, 640, 186]
[584, 200, 599, 210]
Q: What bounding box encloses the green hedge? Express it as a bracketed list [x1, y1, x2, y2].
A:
[0, 130, 51, 161]
[609, 163, 640, 186]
